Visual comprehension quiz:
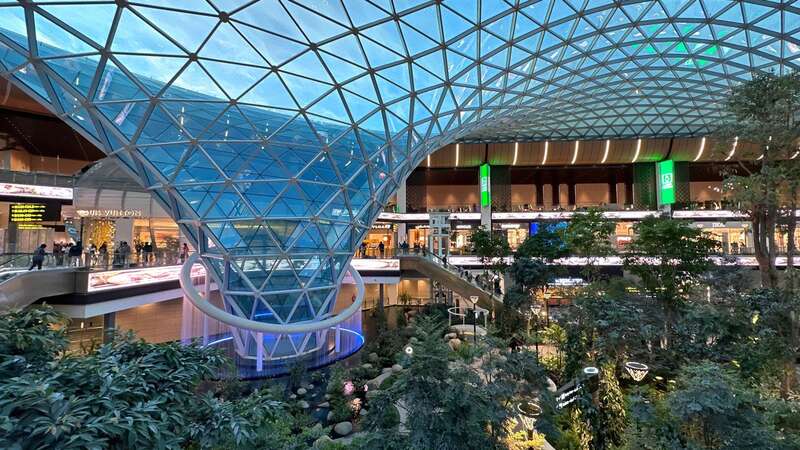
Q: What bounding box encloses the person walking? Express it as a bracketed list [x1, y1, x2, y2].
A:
[29, 244, 46, 271]
[378, 241, 385, 258]
[180, 243, 190, 264]
[120, 241, 131, 268]
[68, 241, 83, 267]
[98, 242, 109, 269]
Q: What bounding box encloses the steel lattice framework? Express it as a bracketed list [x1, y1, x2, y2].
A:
[0, 0, 798, 357]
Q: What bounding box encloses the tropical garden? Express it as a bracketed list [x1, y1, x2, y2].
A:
[0, 73, 798, 449]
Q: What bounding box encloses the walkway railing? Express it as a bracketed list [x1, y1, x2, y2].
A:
[396, 248, 504, 303]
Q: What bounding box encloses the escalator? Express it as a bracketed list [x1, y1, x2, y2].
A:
[397, 250, 504, 310]
[0, 268, 78, 310]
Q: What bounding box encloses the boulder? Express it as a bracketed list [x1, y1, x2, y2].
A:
[443, 332, 457, 340]
[289, 394, 297, 400]
[381, 367, 393, 374]
[448, 338, 462, 351]
[318, 401, 330, 408]
[391, 364, 403, 372]
[307, 384, 315, 390]
[326, 411, 334, 421]
[366, 371, 393, 391]
[361, 363, 373, 370]
[313, 435, 333, 448]
[368, 352, 379, 362]
[297, 387, 307, 396]
[334, 421, 353, 436]
[298, 400, 310, 409]
[359, 408, 368, 416]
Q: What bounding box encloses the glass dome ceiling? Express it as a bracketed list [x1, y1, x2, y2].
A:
[0, 1, 797, 348]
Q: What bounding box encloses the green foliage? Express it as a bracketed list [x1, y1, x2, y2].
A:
[363, 315, 510, 449]
[516, 226, 569, 260]
[564, 208, 616, 280]
[0, 306, 320, 450]
[469, 226, 510, 277]
[624, 217, 718, 306]
[595, 363, 627, 449]
[627, 362, 788, 450]
[287, 356, 307, 391]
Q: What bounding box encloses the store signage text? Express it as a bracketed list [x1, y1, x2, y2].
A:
[10, 203, 46, 222]
[657, 159, 676, 205]
[479, 163, 491, 208]
[77, 209, 143, 218]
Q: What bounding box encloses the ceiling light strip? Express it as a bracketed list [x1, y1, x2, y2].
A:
[693, 137, 706, 162]
[601, 139, 610, 163]
[542, 141, 549, 165]
[455, 143, 460, 167]
[513, 142, 519, 166]
[632, 138, 642, 163]
[571, 141, 579, 165]
[725, 136, 738, 161]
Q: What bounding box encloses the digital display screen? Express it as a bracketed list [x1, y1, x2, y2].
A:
[658, 159, 676, 205]
[479, 163, 491, 207]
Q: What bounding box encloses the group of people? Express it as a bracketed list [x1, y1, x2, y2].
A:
[27, 240, 191, 271]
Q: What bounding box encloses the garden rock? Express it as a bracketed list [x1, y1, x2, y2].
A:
[297, 387, 307, 396]
[359, 408, 368, 416]
[368, 352, 379, 362]
[443, 332, 457, 340]
[326, 411, 334, 421]
[366, 371, 393, 390]
[334, 421, 353, 436]
[289, 394, 297, 400]
[361, 363, 373, 370]
[313, 436, 333, 448]
[324, 393, 331, 400]
[299, 400, 310, 409]
[410, 336, 419, 344]
[391, 364, 403, 372]
[318, 401, 330, 408]
[448, 338, 462, 351]
[382, 367, 393, 374]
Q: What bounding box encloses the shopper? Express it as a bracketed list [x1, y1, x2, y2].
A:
[88, 244, 97, 267]
[29, 244, 46, 271]
[98, 242, 108, 269]
[119, 241, 131, 268]
[143, 242, 153, 265]
[180, 243, 190, 264]
[68, 241, 83, 267]
[378, 241, 385, 258]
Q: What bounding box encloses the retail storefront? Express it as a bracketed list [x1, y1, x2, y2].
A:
[494, 222, 529, 251]
[693, 222, 752, 254]
[361, 222, 396, 257]
[0, 183, 72, 253]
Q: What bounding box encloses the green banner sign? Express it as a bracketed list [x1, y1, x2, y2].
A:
[658, 159, 675, 205]
[480, 163, 491, 207]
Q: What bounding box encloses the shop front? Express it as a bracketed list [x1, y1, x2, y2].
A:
[693, 222, 752, 254]
[450, 223, 474, 255]
[494, 222, 529, 251]
[361, 222, 396, 257]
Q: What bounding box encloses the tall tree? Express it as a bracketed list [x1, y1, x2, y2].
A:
[469, 225, 510, 282]
[564, 208, 616, 281]
[715, 71, 800, 288]
[624, 217, 718, 346]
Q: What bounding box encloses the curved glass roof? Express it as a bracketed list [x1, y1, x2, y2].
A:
[0, 1, 797, 337]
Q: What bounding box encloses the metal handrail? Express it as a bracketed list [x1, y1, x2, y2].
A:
[179, 252, 365, 334]
[396, 248, 504, 302]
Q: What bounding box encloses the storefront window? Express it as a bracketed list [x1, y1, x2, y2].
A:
[495, 223, 528, 251]
[361, 222, 395, 257]
[133, 218, 180, 263]
[408, 225, 429, 249]
[450, 225, 474, 255]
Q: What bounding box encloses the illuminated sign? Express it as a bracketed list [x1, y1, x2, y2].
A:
[76, 209, 143, 218]
[0, 183, 72, 200]
[492, 211, 659, 220]
[10, 203, 46, 222]
[479, 163, 491, 207]
[657, 159, 676, 205]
